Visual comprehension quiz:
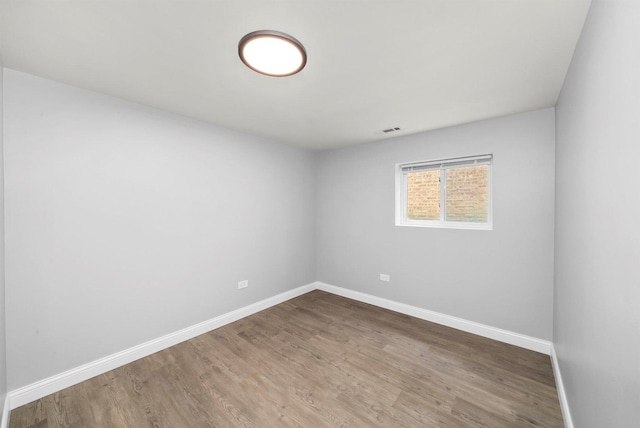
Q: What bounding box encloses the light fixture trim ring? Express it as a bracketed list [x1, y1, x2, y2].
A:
[238, 30, 307, 77]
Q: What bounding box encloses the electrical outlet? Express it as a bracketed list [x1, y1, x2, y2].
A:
[238, 280, 248, 289]
[379, 274, 390, 282]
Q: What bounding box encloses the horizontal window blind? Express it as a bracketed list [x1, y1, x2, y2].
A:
[400, 154, 492, 173]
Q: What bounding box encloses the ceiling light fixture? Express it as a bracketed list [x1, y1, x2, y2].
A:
[238, 30, 307, 77]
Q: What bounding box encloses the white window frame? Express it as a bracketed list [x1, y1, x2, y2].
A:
[395, 154, 493, 230]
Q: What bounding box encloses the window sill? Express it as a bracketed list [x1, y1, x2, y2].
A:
[396, 221, 493, 231]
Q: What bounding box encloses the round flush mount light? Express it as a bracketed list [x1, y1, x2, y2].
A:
[238, 30, 307, 77]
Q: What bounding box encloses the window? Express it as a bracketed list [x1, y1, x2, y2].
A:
[396, 154, 492, 229]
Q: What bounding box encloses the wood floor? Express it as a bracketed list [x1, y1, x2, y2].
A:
[10, 291, 564, 427]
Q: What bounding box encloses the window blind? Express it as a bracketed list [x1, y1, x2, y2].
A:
[400, 154, 492, 173]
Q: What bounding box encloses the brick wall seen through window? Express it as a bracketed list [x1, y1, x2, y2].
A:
[405, 164, 490, 225]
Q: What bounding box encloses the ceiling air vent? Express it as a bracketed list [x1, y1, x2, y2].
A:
[383, 127, 401, 133]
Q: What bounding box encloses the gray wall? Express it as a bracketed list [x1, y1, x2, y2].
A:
[554, 0, 640, 426]
[0, 59, 8, 414]
[316, 108, 556, 340]
[4, 69, 316, 390]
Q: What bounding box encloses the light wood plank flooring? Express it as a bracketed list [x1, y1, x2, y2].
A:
[10, 290, 564, 427]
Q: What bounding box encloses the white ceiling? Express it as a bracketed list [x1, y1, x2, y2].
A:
[0, 0, 591, 150]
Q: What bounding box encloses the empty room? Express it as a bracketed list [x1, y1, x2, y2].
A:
[0, 0, 638, 427]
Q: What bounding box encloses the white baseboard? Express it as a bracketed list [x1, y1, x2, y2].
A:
[315, 282, 552, 355]
[8, 282, 316, 409]
[1, 394, 9, 428]
[8, 281, 555, 411]
[550, 345, 573, 428]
